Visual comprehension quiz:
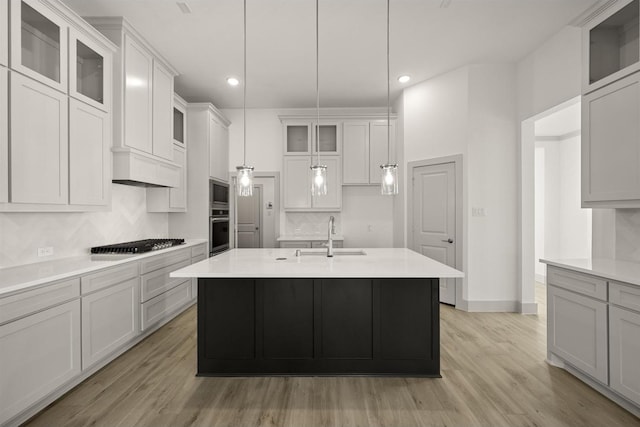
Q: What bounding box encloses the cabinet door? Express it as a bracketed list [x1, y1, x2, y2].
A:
[0, 300, 80, 425]
[10, 72, 68, 204]
[284, 156, 311, 209]
[69, 28, 110, 112]
[610, 306, 640, 406]
[169, 146, 187, 209]
[152, 60, 174, 160]
[0, 1, 7, 66]
[69, 99, 110, 206]
[81, 278, 139, 369]
[209, 117, 229, 182]
[547, 285, 608, 384]
[0, 67, 7, 203]
[342, 121, 369, 184]
[123, 34, 152, 153]
[312, 122, 340, 155]
[10, 0, 68, 92]
[582, 73, 640, 205]
[284, 123, 312, 155]
[312, 156, 341, 210]
[173, 95, 186, 146]
[370, 121, 396, 184]
[279, 241, 312, 248]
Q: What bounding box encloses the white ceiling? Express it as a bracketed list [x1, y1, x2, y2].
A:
[63, 0, 598, 108]
[535, 102, 581, 137]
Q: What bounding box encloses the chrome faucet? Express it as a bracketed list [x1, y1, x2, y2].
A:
[327, 216, 336, 257]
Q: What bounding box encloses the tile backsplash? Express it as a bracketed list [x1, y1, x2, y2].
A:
[615, 209, 640, 262]
[0, 184, 168, 268]
[284, 212, 342, 236]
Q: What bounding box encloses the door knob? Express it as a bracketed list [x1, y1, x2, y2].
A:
[442, 238, 453, 243]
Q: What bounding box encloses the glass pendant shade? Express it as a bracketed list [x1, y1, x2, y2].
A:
[236, 165, 254, 197]
[380, 163, 398, 195]
[310, 164, 328, 196]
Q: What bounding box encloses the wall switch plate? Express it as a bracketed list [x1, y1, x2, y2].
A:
[37, 247, 54, 257]
[472, 207, 486, 217]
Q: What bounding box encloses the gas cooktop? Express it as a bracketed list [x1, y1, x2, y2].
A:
[90, 239, 185, 254]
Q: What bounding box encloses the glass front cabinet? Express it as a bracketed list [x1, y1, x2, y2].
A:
[69, 29, 110, 112]
[283, 121, 341, 155]
[10, 0, 68, 92]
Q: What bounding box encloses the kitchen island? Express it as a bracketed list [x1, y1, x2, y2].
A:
[171, 248, 463, 377]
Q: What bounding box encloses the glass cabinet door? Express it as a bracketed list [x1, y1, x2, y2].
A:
[69, 29, 109, 111]
[585, 0, 640, 91]
[285, 124, 311, 154]
[312, 123, 340, 154]
[10, 0, 68, 92]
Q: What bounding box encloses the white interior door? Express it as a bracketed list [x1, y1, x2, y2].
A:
[237, 186, 262, 248]
[412, 162, 457, 305]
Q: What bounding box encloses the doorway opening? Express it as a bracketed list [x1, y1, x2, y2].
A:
[520, 96, 592, 313]
[407, 155, 463, 307]
[230, 172, 280, 248]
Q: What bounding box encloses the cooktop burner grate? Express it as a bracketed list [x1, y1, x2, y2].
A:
[90, 239, 185, 254]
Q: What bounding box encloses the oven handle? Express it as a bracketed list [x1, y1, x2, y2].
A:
[210, 217, 230, 223]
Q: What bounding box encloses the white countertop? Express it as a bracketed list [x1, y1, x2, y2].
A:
[277, 235, 344, 241]
[171, 248, 464, 279]
[0, 239, 207, 298]
[541, 258, 640, 287]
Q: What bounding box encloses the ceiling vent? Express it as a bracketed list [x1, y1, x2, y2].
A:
[176, 2, 192, 14]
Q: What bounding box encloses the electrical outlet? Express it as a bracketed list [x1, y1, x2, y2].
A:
[37, 247, 54, 257]
[472, 207, 486, 217]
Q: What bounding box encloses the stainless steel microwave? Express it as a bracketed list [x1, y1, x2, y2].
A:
[210, 179, 229, 206]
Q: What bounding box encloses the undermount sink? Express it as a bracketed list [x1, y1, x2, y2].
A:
[296, 249, 367, 257]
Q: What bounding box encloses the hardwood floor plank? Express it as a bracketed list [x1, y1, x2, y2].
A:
[23, 285, 640, 427]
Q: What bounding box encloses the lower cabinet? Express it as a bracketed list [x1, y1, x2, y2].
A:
[279, 240, 343, 249]
[0, 300, 81, 424]
[81, 278, 139, 369]
[610, 306, 640, 406]
[141, 279, 192, 331]
[547, 285, 608, 384]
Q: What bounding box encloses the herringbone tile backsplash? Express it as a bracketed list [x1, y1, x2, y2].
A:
[0, 184, 168, 268]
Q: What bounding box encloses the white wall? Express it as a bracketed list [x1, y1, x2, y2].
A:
[534, 146, 546, 281]
[400, 64, 519, 308]
[222, 107, 395, 248]
[0, 184, 169, 268]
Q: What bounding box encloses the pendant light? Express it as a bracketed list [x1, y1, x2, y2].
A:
[236, 0, 254, 197]
[310, 0, 328, 196]
[380, 0, 398, 196]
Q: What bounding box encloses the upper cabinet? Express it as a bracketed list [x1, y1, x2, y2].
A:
[283, 120, 341, 156]
[1, 1, 116, 212]
[583, 0, 640, 94]
[69, 28, 110, 112]
[10, 0, 68, 92]
[1, 1, 7, 66]
[581, 1, 640, 207]
[88, 18, 180, 187]
[343, 119, 396, 185]
[209, 112, 230, 182]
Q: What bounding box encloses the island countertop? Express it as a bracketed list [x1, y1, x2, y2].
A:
[171, 248, 464, 279]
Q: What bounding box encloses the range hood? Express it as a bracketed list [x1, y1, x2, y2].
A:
[112, 148, 180, 188]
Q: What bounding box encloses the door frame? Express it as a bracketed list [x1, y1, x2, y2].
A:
[230, 171, 280, 249]
[407, 154, 463, 308]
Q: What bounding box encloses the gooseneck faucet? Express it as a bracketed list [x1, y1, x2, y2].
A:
[327, 216, 336, 257]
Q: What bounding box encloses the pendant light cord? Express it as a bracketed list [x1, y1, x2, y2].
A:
[316, 0, 320, 166]
[386, 0, 390, 164]
[243, 0, 247, 167]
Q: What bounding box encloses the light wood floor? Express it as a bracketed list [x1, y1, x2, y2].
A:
[24, 284, 640, 427]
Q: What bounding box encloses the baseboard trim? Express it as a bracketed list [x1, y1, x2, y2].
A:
[518, 302, 539, 315]
[460, 300, 518, 312]
[535, 273, 546, 284]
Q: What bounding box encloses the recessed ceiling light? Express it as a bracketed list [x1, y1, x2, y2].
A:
[398, 75, 411, 84]
[227, 77, 240, 86]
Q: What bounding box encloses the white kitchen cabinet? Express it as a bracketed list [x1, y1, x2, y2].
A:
[141, 279, 192, 331]
[610, 305, 640, 406]
[0, 67, 7, 204]
[283, 156, 341, 211]
[547, 285, 608, 384]
[284, 156, 312, 209]
[279, 240, 343, 249]
[69, 99, 110, 206]
[152, 60, 174, 161]
[582, 0, 640, 94]
[123, 34, 153, 154]
[342, 121, 370, 184]
[209, 115, 229, 182]
[279, 241, 312, 249]
[370, 121, 396, 183]
[312, 122, 341, 154]
[173, 94, 186, 146]
[81, 278, 139, 369]
[0, 299, 81, 425]
[0, 1, 7, 66]
[69, 28, 110, 112]
[10, 0, 68, 92]
[582, 72, 640, 207]
[284, 122, 312, 155]
[10, 71, 68, 205]
[283, 121, 340, 155]
[147, 145, 187, 212]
